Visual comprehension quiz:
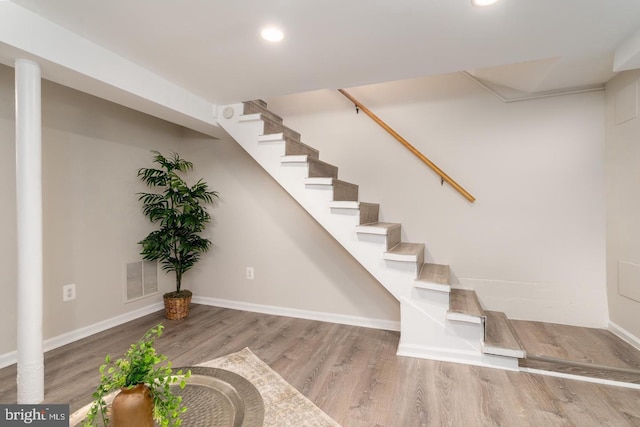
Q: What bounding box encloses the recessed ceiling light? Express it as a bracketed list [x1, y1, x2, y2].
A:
[261, 27, 284, 42]
[472, 0, 500, 6]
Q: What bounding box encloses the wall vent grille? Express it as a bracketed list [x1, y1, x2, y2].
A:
[126, 260, 158, 302]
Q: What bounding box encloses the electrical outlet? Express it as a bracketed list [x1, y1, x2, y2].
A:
[63, 284, 76, 301]
[246, 267, 254, 280]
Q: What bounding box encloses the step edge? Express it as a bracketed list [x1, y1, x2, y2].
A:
[305, 177, 359, 187]
[382, 252, 420, 262]
[258, 133, 285, 141]
[482, 344, 526, 359]
[328, 201, 380, 209]
[355, 223, 402, 235]
[446, 312, 483, 324]
[414, 281, 451, 293]
[305, 177, 334, 185]
[238, 113, 262, 122]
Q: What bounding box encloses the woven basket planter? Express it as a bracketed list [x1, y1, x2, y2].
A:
[163, 292, 192, 320]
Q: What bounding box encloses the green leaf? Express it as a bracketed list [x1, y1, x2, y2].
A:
[84, 323, 188, 427]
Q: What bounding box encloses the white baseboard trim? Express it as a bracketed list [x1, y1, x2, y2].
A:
[192, 296, 401, 332]
[608, 320, 640, 352]
[0, 302, 164, 369]
[396, 342, 519, 371]
[0, 350, 17, 370]
[519, 366, 640, 390]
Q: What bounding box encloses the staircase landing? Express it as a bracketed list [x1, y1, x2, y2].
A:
[511, 320, 640, 386]
[446, 289, 640, 387]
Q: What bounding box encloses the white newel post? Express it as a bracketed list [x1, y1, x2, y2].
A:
[15, 59, 44, 404]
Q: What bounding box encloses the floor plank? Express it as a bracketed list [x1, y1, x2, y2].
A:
[1, 305, 640, 426]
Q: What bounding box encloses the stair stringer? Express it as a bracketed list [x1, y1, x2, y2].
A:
[218, 103, 520, 369]
[219, 104, 414, 300]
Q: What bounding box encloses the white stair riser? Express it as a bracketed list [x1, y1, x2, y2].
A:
[400, 298, 483, 353]
[281, 162, 311, 178]
[384, 259, 420, 277]
[356, 232, 388, 247]
[411, 287, 451, 308]
[329, 207, 360, 217]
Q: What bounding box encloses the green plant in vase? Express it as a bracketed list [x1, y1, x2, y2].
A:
[137, 151, 218, 319]
[84, 324, 190, 427]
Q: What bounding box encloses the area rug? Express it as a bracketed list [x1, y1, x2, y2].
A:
[199, 347, 341, 427]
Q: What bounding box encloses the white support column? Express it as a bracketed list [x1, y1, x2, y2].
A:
[15, 59, 44, 404]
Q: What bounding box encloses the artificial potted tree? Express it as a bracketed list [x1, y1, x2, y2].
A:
[138, 151, 218, 320]
[83, 324, 190, 427]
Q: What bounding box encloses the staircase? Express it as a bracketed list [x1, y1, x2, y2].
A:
[218, 99, 525, 371]
[217, 100, 640, 387]
[216, 99, 640, 388]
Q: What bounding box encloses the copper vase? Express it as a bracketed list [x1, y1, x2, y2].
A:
[110, 383, 154, 427]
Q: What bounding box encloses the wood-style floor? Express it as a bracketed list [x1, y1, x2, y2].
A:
[1, 304, 640, 426]
[511, 320, 640, 371]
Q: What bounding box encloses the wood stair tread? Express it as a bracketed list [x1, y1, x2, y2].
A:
[285, 138, 319, 159]
[307, 158, 338, 178]
[449, 289, 483, 316]
[386, 242, 424, 256]
[281, 155, 333, 166]
[483, 310, 526, 358]
[416, 263, 450, 285]
[328, 201, 380, 225]
[328, 201, 379, 209]
[304, 178, 358, 202]
[282, 156, 338, 178]
[447, 289, 484, 323]
[384, 242, 424, 263]
[255, 113, 301, 140]
[243, 100, 283, 124]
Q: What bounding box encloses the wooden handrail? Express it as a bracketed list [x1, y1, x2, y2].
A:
[338, 89, 476, 203]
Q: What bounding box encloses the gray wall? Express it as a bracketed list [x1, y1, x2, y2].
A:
[1, 64, 618, 359]
[0, 64, 181, 355]
[180, 131, 399, 322]
[0, 63, 399, 358]
[266, 73, 608, 327]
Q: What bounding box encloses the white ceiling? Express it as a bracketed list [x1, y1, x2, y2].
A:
[9, 0, 640, 105]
